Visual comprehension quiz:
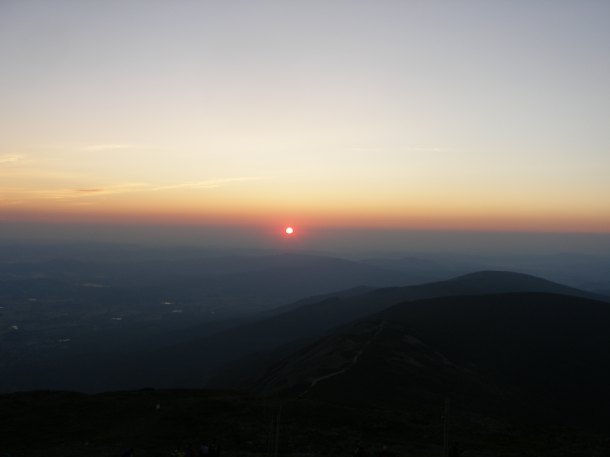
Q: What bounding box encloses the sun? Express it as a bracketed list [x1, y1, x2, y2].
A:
[285, 226, 294, 235]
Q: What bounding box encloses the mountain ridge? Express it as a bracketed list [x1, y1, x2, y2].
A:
[240, 292, 610, 424]
[208, 271, 604, 390]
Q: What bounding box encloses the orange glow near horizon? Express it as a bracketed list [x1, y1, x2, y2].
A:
[1, 136, 609, 235]
[1, 201, 609, 234]
[2, 3, 609, 241]
[1, 156, 609, 234]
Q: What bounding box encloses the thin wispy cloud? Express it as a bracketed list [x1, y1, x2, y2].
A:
[41, 183, 148, 200]
[26, 178, 261, 201]
[0, 195, 24, 206]
[1, 177, 262, 203]
[153, 177, 261, 191]
[402, 147, 454, 153]
[81, 144, 142, 152]
[350, 147, 381, 153]
[75, 188, 105, 193]
[0, 154, 25, 165]
[350, 146, 457, 154]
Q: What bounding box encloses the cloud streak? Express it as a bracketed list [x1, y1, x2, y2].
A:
[0, 154, 25, 165]
[4, 177, 262, 201]
[350, 146, 458, 154]
[75, 188, 105, 193]
[81, 144, 142, 152]
[1, 176, 262, 206]
[153, 177, 261, 191]
[401, 147, 456, 153]
[46, 183, 149, 200]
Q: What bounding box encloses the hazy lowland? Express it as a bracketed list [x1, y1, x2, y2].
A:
[2, 240, 610, 456]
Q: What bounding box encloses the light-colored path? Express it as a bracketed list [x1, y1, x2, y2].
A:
[300, 320, 385, 397]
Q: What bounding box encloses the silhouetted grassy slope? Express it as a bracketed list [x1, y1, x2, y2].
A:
[378, 292, 610, 420]
[209, 271, 603, 389]
[2, 389, 608, 457]
[244, 292, 610, 423]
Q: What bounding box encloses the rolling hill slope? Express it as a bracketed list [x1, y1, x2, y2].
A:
[242, 292, 610, 423]
[208, 271, 604, 389]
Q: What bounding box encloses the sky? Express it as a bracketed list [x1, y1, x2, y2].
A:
[1, 0, 609, 249]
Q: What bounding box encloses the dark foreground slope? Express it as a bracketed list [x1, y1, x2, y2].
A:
[242, 293, 610, 423]
[2, 389, 609, 457]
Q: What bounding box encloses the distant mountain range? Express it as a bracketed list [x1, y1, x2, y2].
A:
[2, 263, 608, 399]
[0, 253, 414, 312]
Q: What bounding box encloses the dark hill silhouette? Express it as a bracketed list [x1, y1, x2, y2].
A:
[242, 292, 610, 423]
[208, 271, 604, 389]
[447, 270, 592, 292]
